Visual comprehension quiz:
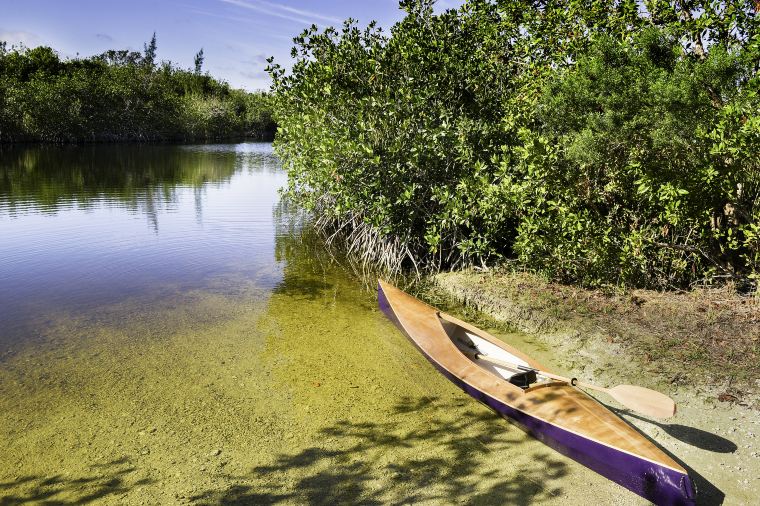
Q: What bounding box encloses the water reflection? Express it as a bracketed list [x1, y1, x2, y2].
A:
[0, 142, 285, 350]
[1, 145, 223, 209]
[0, 143, 279, 221]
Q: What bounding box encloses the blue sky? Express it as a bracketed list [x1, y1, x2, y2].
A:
[1, 0, 462, 91]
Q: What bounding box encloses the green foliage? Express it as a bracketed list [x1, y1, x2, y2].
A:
[194, 48, 205, 75]
[0, 36, 276, 143]
[270, 0, 760, 288]
[516, 29, 748, 286]
[143, 32, 158, 68]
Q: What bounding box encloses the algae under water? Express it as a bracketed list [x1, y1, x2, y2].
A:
[0, 143, 648, 504]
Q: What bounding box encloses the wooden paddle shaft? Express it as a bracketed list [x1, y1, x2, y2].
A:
[473, 352, 608, 393]
[471, 351, 677, 419]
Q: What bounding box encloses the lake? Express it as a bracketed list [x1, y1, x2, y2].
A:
[0, 143, 644, 504]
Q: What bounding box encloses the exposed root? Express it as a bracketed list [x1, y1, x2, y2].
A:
[315, 212, 415, 282]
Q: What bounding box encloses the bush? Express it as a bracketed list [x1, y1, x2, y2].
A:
[270, 0, 760, 288]
[516, 30, 752, 287]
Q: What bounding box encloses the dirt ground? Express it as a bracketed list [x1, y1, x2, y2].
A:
[434, 269, 760, 505]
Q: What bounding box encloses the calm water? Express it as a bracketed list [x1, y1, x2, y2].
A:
[0, 143, 285, 353]
[0, 143, 640, 504]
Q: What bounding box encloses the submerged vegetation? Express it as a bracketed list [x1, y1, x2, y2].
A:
[0, 34, 276, 143]
[270, 0, 760, 290]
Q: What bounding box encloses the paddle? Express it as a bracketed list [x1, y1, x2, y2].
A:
[469, 352, 677, 419]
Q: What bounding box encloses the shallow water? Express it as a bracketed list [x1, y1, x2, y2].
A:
[0, 143, 646, 504]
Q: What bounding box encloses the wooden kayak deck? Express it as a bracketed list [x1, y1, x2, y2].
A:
[378, 280, 695, 505]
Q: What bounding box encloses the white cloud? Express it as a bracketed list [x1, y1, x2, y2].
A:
[218, 0, 341, 27]
[256, 0, 342, 24]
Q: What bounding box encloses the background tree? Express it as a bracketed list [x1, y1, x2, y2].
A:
[194, 48, 204, 74]
[143, 32, 157, 67]
[0, 37, 276, 143]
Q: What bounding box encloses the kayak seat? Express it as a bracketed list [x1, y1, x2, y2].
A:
[509, 369, 538, 389]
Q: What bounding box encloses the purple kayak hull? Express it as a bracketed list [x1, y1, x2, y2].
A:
[379, 284, 696, 506]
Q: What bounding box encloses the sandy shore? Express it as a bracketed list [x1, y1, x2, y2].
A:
[434, 270, 760, 505]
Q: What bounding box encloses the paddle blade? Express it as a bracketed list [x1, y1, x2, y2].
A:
[608, 385, 676, 419]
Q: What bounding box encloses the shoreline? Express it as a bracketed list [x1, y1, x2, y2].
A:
[432, 269, 760, 407]
[0, 135, 275, 146]
[430, 268, 760, 504]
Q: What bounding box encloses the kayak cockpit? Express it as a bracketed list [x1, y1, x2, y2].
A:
[437, 312, 554, 390]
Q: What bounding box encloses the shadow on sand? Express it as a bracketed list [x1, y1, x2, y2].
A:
[0, 457, 151, 505]
[190, 396, 568, 505]
[621, 410, 737, 454]
[608, 407, 728, 506]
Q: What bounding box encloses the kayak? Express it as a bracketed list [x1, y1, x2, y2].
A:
[378, 280, 695, 506]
